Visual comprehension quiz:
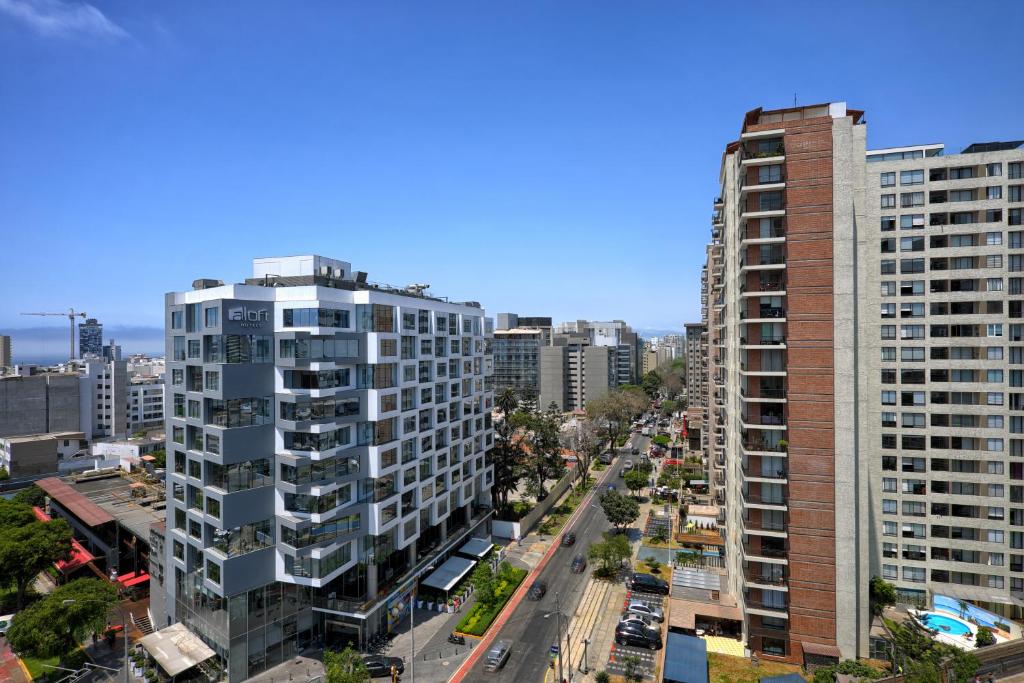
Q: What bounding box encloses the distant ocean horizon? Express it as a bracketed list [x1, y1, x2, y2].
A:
[11, 351, 164, 366]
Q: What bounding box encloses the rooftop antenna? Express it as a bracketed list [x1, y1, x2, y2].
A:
[793, 93, 798, 107]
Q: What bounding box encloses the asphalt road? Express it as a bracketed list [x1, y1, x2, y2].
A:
[462, 433, 649, 683]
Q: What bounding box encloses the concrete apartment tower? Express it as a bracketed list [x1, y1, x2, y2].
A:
[164, 255, 495, 680]
[78, 318, 103, 358]
[709, 102, 867, 662]
[0, 335, 11, 369]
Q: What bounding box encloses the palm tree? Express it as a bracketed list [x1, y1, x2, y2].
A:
[958, 599, 969, 619]
[496, 388, 518, 418]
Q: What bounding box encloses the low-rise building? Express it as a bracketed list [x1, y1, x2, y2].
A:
[0, 431, 86, 478]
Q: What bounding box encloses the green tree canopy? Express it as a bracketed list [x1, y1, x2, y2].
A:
[6, 578, 117, 658]
[601, 491, 640, 531]
[869, 575, 897, 617]
[491, 389, 526, 518]
[519, 411, 567, 502]
[471, 562, 495, 605]
[624, 469, 647, 497]
[11, 484, 47, 508]
[0, 498, 37, 531]
[588, 532, 632, 574]
[323, 645, 371, 683]
[640, 371, 662, 399]
[0, 514, 74, 609]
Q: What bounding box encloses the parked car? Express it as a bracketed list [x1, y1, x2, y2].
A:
[615, 622, 661, 650]
[362, 656, 405, 678]
[631, 447, 640, 455]
[622, 460, 634, 474]
[571, 554, 587, 573]
[625, 600, 664, 622]
[598, 451, 614, 464]
[484, 640, 513, 672]
[0, 613, 13, 636]
[527, 580, 547, 601]
[561, 531, 577, 547]
[619, 612, 654, 628]
[629, 572, 670, 595]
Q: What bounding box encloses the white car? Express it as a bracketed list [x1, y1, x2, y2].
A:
[619, 612, 654, 628]
[0, 613, 14, 636]
[625, 600, 664, 622]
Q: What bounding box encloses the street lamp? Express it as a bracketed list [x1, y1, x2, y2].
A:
[62, 599, 129, 683]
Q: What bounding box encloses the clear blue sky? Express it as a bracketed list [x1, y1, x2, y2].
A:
[2, 0, 1022, 358]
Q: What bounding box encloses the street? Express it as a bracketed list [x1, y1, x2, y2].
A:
[460, 433, 648, 683]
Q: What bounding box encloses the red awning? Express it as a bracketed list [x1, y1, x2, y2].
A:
[33, 507, 95, 573]
[119, 573, 150, 588]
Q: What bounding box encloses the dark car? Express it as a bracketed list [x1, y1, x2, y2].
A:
[615, 622, 661, 650]
[602, 483, 617, 496]
[561, 531, 577, 547]
[570, 554, 587, 573]
[362, 656, 405, 678]
[527, 580, 547, 600]
[629, 572, 670, 595]
[631, 447, 640, 455]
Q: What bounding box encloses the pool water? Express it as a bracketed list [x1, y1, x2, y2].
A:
[920, 612, 972, 636]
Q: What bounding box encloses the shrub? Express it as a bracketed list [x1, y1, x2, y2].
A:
[595, 672, 611, 683]
[976, 626, 996, 647]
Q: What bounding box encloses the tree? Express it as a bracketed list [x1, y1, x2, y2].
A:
[0, 498, 36, 531]
[150, 450, 166, 469]
[520, 411, 566, 501]
[5, 578, 117, 658]
[0, 515, 74, 609]
[640, 371, 662, 399]
[601, 491, 639, 532]
[12, 484, 46, 508]
[563, 419, 599, 490]
[471, 562, 495, 606]
[323, 645, 371, 683]
[491, 389, 525, 517]
[869, 575, 897, 617]
[587, 388, 647, 447]
[659, 399, 678, 418]
[624, 469, 647, 497]
[812, 659, 883, 683]
[588, 532, 632, 574]
[881, 617, 978, 683]
[0, 467, 8, 481]
[976, 626, 996, 647]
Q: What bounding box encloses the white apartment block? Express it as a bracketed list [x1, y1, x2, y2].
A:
[163, 255, 495, 680]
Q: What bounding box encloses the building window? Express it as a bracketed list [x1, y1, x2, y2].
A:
[204, 307, 219, 328]
[901, 192, 925, 208]
[171, 311, 183, 330]
[900, 170, 924, 186]
[881, 194, 896, 209]
[206, 560, 221, 585]
[880, 172, 896, 188]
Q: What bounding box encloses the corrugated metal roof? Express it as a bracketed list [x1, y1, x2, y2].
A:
[36, 477, 115, 527]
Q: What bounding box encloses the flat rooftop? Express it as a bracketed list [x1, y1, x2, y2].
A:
[1, 431, 85, 444]
[60, 474, 165, 541]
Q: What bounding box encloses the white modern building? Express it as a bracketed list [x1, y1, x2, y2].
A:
[163, 255, 495, 680]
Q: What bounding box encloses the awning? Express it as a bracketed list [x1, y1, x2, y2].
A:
[420, 556, 476, 592]
[118, 572, 150, 588]
[668, 599, 743, 630]
[457, 537, 493, 559]
[36, 477, 115, 527]
[801, 642, 841, 659]
[139, 623, 216, 677]
[663, 632, 708, 683]
[33, 507, 95, 573]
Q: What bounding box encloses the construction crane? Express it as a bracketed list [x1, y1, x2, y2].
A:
[20, 308, 88, 361]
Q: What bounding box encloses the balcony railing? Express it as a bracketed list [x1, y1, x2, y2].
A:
[746, 466, 788, 480]
[740, 336, 786, 346]
[745, 571, 787, 586]
[743, 489, 787, 506]
[743, 414, 786, 427]
[746, 543, 787, 558]
[746, 599, 788, 612]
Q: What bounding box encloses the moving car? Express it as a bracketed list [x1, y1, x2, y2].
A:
[631, 447, 640, 455]
[628, 572, 670, 595]
[622, 460, 634, 474]
[484, 640, 512, 672]
[527, 580, 547, 601]
[570, 554, 587, 573]
[362, 656, 405, 678]
[598, 451, 614, 464]
[561, 531, 577, 547]
[602, 483, 617, 496]
[625, 600, 664, 622]
[0, 613, 13, 636]
[615, 622, 662, 650]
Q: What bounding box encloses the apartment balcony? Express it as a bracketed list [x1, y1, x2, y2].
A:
[739, 334, 786, 349]
[745, 598, 789, 619]
[739, 379, 787, 403]
[740, 276, 787, 296]
[742, 486, 787, 511]
[739, 363, 786, 378]
[740, 143, 786, 166]
[743, 538, 788, 564]
[739, 246, 786, 273]
[741, 434, 788, 455]
[741, 514, 788, 539]
[739, 305, 786, 323]
[744, 568, 789, 590]
[740, 410, 787, 431]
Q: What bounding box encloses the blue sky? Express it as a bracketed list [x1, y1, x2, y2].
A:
[2, 0, 1023, 359]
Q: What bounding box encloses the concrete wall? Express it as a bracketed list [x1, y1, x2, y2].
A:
[0, 374, 80, 437]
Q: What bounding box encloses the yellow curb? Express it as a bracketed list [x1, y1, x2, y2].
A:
[451, 630, 483, 640]
[16, 656, 31, 682]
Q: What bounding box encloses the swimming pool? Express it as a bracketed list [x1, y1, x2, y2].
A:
[919, 612, 972, 636]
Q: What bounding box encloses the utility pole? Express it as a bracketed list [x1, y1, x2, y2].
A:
[409, 596, 415, 683]
[581, 638, 590, 673]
